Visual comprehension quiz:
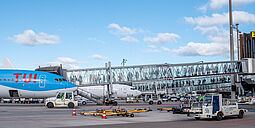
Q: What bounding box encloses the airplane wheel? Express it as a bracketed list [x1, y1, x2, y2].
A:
[149, 101, 153, 105]
[68, 102, 74, 108]
[157, 101, 162, 105]
[82, 101, 87, 105]
[113, 101, 118, 106]
[47, 102, 54, 108]
[130, 114, 134, 117]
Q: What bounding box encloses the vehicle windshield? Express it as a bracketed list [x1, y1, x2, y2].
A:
[57, 92, 65, 99]
[203, 96, 212, 106]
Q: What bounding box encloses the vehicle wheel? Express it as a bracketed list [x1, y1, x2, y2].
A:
[238, 111, 244, 119]
[68, 102, 74, 108]
[195, 117, 200, 120]
[122, 114, 125, 117]
[167, 110, 171, 112]
[216, 112, 223, 121]
[47, 102, 54, 108]
[130, 114, 134, 117]
[157, 101, 162, 105]
[113, 101, 118, 106]
[125, 114, 129, 117]
[105, 102, 109, 106]
[149, 101, 153, 105]
[82, 101, 87, 105]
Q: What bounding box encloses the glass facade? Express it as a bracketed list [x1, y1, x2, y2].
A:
[66, 61, 240, 93]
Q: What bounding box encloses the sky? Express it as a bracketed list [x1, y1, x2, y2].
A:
[1, 0, 255, 69]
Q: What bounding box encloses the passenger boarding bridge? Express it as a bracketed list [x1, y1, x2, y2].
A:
[66, 61, 243, 94]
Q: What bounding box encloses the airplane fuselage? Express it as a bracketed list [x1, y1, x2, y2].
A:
[0, 69, 77, 98]
[79, 84, 141, 98]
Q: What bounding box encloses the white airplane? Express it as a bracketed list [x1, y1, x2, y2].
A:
[79, 84, 142, 98]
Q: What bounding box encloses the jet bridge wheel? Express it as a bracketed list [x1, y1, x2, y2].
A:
[47, 102, 54, 108]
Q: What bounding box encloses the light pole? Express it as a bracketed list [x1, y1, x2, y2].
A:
[229, 0, 236, 99]
[121, 59, 127, 66]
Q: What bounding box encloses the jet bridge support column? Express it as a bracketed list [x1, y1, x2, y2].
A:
[105, 62, 113, 100]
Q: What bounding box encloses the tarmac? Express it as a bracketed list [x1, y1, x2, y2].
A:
[0, 102, 254, 128]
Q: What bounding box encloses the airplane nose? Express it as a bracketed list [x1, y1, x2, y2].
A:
[137, 91, 142, 96]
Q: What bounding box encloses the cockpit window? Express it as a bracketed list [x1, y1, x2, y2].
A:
[131, 88, 137, 90]
[54, 78, 59, 82]
[54, 78, 67, 82]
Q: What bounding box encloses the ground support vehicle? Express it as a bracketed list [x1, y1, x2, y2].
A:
[104, 99, 118, 106]
[158, 108, 173, 112]
[184, 102, 203, 116]
[45, 91, 78, 108]
[192, 94, 248, 121]
[172, 100, 193, 114]
[80, 108, 150, 118]
[2, 98, 12, 103]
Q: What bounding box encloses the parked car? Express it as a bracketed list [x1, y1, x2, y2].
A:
[3, 98, 12, 103]
[170, 97, 178, 102]
[77, 96, 88, 105]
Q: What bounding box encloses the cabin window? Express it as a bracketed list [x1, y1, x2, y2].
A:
[0, 78, 2, 81]
[8, 79, 10, 81]
[4, 79, 6, 81]
[11, 78, 14, 81]
[54, 78, 59, 82]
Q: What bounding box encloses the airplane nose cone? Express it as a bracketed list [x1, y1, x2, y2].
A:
[137, 90, 142, 96]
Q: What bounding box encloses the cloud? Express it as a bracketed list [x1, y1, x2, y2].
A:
[41, 57, 81, 69]
[91, 54, 108, 60]
[185, 11, 255, 27]
[108, 23, 136, 35]
[174, 27, 231, 56]
[120, 36, 139, 43]
[209, 0, 255, 10]
[145, 49, 160, 53]
[57, 57, 77, 64]
[144, 33, 180, 43]
[8, 30, 60, 46]
[88, 37, 105, 44]
[147, 45, 156, 49]
[162, 47, 171, 52]
[173, 42, 229, 56]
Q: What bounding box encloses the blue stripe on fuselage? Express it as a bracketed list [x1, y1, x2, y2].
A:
[0, 69, 76, 91]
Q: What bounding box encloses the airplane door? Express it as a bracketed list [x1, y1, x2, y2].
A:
[39, 75, 46, 88]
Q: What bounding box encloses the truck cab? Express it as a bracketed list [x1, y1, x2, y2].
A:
[45, 91, 78, 108]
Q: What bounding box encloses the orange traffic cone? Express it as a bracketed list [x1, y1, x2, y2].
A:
[72, 109, 76, 116]
[102, 109, 107, 119]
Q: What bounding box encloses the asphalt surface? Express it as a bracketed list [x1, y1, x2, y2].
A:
[0, 102, 254, 128]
